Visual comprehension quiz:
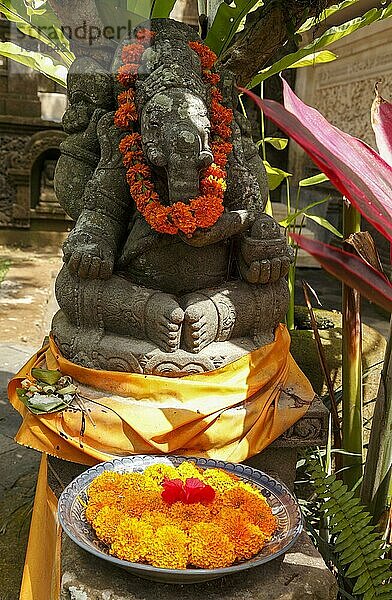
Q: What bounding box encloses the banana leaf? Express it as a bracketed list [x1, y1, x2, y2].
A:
[291, 233, 392, 313]
[297, 0, 361, 34]
[250, 3, 392, 87]
[287, 50, 337, 69]
[205, 0, 261, 56]
[0, 0, 74, 65]
[0, 41, 67, 85]
[150, 0, 177, 18]
[241, 81, 392, 244]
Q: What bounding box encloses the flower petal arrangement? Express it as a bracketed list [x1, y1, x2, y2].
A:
[114, 29, 233, 236]
[85, 462, 277, 570]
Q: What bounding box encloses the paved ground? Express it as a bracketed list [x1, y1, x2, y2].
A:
[0, 246, 61, 600]
[0, 245, 389, 600]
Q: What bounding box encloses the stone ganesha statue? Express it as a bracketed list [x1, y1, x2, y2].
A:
[52, 19, 293, 375]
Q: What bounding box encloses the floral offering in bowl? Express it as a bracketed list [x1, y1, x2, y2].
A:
[58, 455, 302, 583]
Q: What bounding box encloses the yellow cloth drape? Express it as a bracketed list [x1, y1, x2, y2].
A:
[19, 453, 61, 600]
[8, 324, 314, 465]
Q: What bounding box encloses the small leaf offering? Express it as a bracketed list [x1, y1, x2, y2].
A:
[57, 384, 78, 396]
[31, 368, 62, 385]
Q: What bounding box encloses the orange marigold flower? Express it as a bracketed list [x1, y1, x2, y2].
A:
[203, 70, 220, 85]
[144, 200, 178, 235]
[110, 517, 153, 563]
[114, 102, 138, 129]
[220, 487, 277, 538]
[168, 502, 212, 530]
[200, 176, 226, 198]
[215, 507, 267, 561]
[122, 488, 164, 519]
[92, 506, 123, 546]
[122, 151, 144, 168]
[117, 63, 139, 87]
[140, 510, 171, 530]
[126, 163, 151, 185]
[188, 523, 235, 569]
[188, 41, 217, 69]
[170, 202, 197, 235]
[118, 89, 135, 105]
[130, 179, 155, 198]
[211, 86, 223, 102]
[136, 28, 156, 45]
[119, 133, 142, 154]
[134, 191, 159, 212]
[211, 99, 233, 125]
[190, 196, 224, 228]
[122, 42, 144, 64]
[146, 525, 189, 569]
[203, 164, 226, 180]
[212, 122, 232, 141]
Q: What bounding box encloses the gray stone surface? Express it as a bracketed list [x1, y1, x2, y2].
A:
[52, 18, 293, 374]
[0, 343, 40, 600]
[60, 531, 337, 600]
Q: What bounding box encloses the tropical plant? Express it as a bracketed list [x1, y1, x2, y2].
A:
[306, 458, 392, 599]
[1, 0, 391, 93]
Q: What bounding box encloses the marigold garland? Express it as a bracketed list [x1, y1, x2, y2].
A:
[86, 463, 278, 570]
[114, 30, 233, 235]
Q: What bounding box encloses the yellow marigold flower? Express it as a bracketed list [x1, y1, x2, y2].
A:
[85, 490, 121, 523]
[122, 488, 164, 519]
[168, 502, 212, 530]
[176, 461, 203, 482]
[88, 471, 125, 499]
[143, 463, 178, 485]
[110, 517, 152, 563]
[140, 510, 171, 530]
[146, 525, 189, 569]
[202, 468, 238, 493]
[92, 506, 124, 546]
[237, 480, 269, 502]
[188, 523, 235, 569]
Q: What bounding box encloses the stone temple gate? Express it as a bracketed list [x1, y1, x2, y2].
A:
[0, 16, 70, 245]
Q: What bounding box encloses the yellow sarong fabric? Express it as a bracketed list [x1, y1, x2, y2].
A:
[8, 324, 314, 465]
[19, 453, 61, 600]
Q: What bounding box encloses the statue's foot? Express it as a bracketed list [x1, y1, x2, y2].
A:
[145, 293, 184, 353]
[181, 294, 219, 353]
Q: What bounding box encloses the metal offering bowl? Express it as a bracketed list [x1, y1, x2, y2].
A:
[58, 455, 303, 584]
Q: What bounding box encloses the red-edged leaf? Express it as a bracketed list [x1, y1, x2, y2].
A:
[239, 82, 392, 244]
[290, 233, 392, 313]
[371, 82, 392, 167]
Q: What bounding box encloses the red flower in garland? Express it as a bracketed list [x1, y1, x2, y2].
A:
[161, 477, 216, 505]
[115, 34, 233, 236]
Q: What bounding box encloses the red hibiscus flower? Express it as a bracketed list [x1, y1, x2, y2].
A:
[161, 477, 215, 505]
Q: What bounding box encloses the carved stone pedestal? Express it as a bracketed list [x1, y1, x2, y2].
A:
[48, 398, 334, 600]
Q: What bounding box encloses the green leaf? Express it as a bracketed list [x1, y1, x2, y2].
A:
[205, 0, 261, 56]
[0, 41, 67, 86]
[249, 3, 392, 87]
[297, 0, 361, 34]
[0, 1, 74, 66]
[299, 173, 330, 187]
[288, 50, 338, 69]
[263, 136, 288, 150]
[262, 160, 291, 191]
[305, 214, 343, 238]
[279, 198, 329, 228]
[31, 368, 62, 385]
[96, 0, 148, 32]
[57, 384, 78, 395]
[150, 0, 177, 18]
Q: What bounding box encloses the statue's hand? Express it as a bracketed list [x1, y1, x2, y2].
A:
[179, 210, 251, 247]
[239, 254, 293, 285]
[62, 230, 115, 280]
